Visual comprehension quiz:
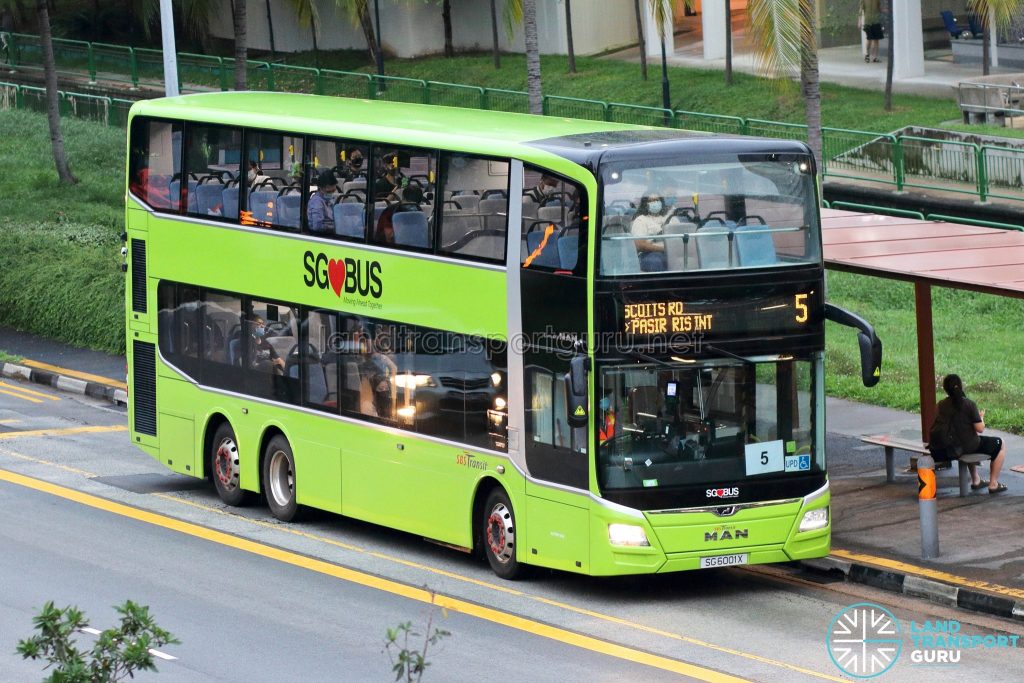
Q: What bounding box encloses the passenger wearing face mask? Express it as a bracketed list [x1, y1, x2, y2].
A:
[344, 150, 366, 180]
[630, 194, 669, 272]
[525, 174, 559, 204]
[306, 170, 338, 234]
[247, 316, 285, 374]
[247, 160, 269, 187]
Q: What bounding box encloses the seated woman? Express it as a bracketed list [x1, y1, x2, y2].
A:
[630, 195, 670, 272]
[928, 374, 1007, 493]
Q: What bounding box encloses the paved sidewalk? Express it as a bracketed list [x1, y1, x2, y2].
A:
[2, 326, 1022, 619]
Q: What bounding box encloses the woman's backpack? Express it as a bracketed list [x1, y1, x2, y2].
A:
[928, 411, 963, 457]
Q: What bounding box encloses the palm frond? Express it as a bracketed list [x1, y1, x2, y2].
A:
[746, 0, 805, 77]
[503, 0, 523, 41]
[967, 0, 1024, 31]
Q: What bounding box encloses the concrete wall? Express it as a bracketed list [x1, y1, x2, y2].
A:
[209, 0, 638, 59]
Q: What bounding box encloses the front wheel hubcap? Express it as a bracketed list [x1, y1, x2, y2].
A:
[486, 503, 514, 564]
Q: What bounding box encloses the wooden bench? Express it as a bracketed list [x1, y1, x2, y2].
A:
[859, 435, 988, 497]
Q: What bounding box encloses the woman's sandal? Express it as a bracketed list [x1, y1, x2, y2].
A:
[970, 479, 989, 490]
[989, 483, 1008, 494]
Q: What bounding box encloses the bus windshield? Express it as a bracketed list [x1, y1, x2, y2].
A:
[596, 357, 822, 492]
[600, 155, 820, 275]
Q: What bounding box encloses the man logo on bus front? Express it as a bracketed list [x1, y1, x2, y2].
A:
[303, 250, 383, 299]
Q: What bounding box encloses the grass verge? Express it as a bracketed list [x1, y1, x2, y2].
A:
[0, 110, 125, 355]
[0, 350, 22, 363]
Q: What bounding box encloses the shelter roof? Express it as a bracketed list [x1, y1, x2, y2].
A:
[822, 209, 1024, 299]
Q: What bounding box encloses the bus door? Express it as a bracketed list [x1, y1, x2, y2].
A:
[514, 165, 592, 572]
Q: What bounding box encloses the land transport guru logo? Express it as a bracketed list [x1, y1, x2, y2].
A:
[303, 250, 383, 299]
[826, 602, 901, 678]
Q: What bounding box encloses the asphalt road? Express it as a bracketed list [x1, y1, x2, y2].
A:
[0, 379, 1021, 682]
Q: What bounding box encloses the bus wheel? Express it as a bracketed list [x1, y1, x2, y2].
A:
[211, 422, 247, 506]
[482, 488, 522, 580]
[263, 435, 301, 522]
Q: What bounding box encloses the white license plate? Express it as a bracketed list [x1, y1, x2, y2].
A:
[700, 553, 749, 569]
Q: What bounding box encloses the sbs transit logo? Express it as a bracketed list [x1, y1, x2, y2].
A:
[303, 250, 382, 298]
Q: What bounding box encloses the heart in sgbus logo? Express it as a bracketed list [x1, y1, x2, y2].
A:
[327, 258, 345, 297]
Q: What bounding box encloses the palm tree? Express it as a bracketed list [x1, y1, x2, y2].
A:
[747, 0, 822, 170]
[523, 0, 541, 114]
[35, 0, 77, 184]
[339, 0, 382, 69]
[441, 0, 453, 58]
[968, 0, 1024, 76]
[564, 0, 575, 73]
[232, 0, 246, 90]
[648, 0, 673, 110]
[491, 0, 523, 70]
[633, 0, 647, 80]
[290, 0, 322, 67]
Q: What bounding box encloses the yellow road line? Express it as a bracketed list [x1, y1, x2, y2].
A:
[0, 425, 127, 440]
[0, 381, 60, 401]
[0, 446, 97, 478]
[0, 468, 745, 683]
[832, 548, 1024, 601]
[0, 388, 42, 404]
[22, 360, 128, 391]
[150, 496, 840, 681]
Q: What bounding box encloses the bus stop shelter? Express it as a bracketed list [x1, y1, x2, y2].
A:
[821, 209, 1024, 441]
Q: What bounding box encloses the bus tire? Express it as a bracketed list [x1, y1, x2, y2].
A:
[482, 488, 522, 580]
[211, 422, 248, 506]
[263, 435, 301, 522]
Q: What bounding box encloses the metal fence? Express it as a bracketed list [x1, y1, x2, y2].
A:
[7, 30, 1024, 205]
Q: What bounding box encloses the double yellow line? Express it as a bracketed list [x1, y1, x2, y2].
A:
[0, 380, 60, 405]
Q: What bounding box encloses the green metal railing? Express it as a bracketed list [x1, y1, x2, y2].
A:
[7, 30, 1024, 207]
[830, 202, 926, 219]
[0, 81, 134, 127]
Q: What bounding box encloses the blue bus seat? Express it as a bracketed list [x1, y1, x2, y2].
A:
[600, 237, 641, 275]
[525, 230, 561, 268]
[248, 190, 277, 224]
[393, 211, 430, 248]
[196, 183, 224, 216]
[694, 225, 732, 269]
[278, 193, 301, 228]
[557, 233, 579, 270]
[333, 202, 366, 238]
[222, 186, 239, 218]
[735, 224, 777, 267]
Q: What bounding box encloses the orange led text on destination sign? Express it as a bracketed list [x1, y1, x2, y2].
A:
[623, 301, 713, 335]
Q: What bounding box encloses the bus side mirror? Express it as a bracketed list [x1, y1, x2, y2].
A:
[566, 355, 589, 428]
[824, 303, 882, 387]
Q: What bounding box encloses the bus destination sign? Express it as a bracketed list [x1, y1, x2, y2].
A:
[623, 302, 713, 335]
[615, 287, 820, 339]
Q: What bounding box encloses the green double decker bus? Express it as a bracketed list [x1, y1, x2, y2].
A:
[125, 92, 880, 578]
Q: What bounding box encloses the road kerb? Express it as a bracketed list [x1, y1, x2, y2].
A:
[0, 361, 126, 407]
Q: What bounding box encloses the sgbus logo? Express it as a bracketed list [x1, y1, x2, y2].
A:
[706, 487, 739, 499]
[303, 251, 383, 298]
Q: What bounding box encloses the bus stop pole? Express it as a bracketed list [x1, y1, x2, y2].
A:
[159, 0, 179, 97]
[918, 453, 939, 559]
[914, 282, 935, 443]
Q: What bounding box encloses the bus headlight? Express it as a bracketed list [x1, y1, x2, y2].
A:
[799, 507, 829, 532]
[608, 523, 650, 547]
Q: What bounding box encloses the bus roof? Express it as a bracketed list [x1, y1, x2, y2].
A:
[130, 91, 813, 169]
[128, 91, 701, 151]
